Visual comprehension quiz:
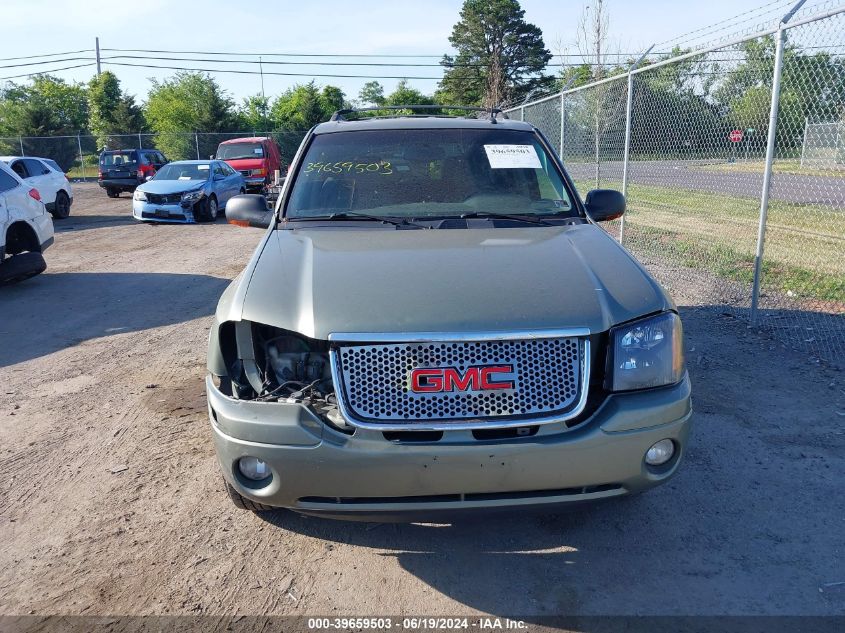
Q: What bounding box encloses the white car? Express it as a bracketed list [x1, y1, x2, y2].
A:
[0, 160, 54, 285]
[0, 156, 73, 219]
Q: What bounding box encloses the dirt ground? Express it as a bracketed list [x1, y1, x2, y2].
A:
[1, 183, 843, 619]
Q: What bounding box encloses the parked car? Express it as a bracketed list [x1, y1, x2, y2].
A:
[210, 106, 692, 520]
[132, 160, 245, 223]
[98, 149, 168, 198]
[214, 137, 282, 193]
[0, 160, 54, 285]
[0, 156, 73, 219]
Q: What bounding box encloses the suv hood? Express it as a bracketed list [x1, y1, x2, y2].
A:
[239, 224, 671, 339]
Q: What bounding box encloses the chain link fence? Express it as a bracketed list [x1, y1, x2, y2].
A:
[0, 130, 310, 180]
[511, 3, 845, 365]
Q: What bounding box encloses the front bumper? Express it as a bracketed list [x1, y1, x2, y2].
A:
[99, 178, 140, 191]
[242, 176, 267, 190]
[208, 374, 692, 520]
[132, 199, 198, 223]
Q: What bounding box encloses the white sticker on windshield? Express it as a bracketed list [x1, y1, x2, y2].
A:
[253, 148, 264, 155]
[178, 176, 191, 180]
[484, 144, 542, 169]
[197, 164, 210, 170]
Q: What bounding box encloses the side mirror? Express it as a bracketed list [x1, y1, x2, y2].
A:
[226, 194, 273, 229]
[584, 189, 625, 222]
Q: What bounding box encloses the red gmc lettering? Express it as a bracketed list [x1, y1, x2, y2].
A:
[410, 366, 515, 393]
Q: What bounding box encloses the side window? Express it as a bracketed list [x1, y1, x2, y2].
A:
[0, 168, 19, 193]
[225, 163, 236, 175]
[214, 164, 227, 177]
[10, 161, 29, 179]
[25, 159, 49, 176]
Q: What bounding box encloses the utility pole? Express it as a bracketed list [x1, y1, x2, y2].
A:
[95, 37, 101, 75]
[259, 57, 269, 133]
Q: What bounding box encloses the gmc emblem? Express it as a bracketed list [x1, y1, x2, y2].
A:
[409, 365, 516, 393]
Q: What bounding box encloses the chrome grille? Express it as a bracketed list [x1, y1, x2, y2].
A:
[333, 337, 585, 426]
[146, 192, 182, 204]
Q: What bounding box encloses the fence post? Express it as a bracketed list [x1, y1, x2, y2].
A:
[77, 133, 86, 181]
[798, 117, 810, 167]
[19, 136, 24, 156]
[138, 132, 142, 149]
[195, 133, 200, 160]
[619, 44, 653, 244]
[520, 105, 525, 122]
[750, 2, 804, 325]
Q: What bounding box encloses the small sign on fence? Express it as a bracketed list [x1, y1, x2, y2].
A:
[729, 129, 744, 143]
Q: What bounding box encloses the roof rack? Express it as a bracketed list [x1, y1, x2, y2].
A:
[330, 105, 508, 123]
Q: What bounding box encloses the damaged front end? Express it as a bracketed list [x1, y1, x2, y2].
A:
[209, 320, 349, 432]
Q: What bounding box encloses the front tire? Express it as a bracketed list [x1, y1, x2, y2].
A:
[203, 195, 218, 222]
[51, 191, 71, 219]
[0, 252, 47, 286]
[223, 478, 273, 512]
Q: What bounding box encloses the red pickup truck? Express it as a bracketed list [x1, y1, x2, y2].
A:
[214, 137, 282, 192]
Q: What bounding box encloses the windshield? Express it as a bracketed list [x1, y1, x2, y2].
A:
[217, 142, 264, 161]
[153, 163, 211, 181]
[100, 152, 137, 167]
[42, 159, 63, 173]
[286, 128, 576, 220]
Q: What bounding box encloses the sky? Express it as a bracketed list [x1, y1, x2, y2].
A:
[0, 0, 812, 107]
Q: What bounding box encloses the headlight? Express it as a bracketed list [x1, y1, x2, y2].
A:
[608, 312, 684, 392]
[181, 189, 205, 203]
[133, 190, 147, 201]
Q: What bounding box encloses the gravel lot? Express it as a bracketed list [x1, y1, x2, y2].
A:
[1, 183, 843, 619]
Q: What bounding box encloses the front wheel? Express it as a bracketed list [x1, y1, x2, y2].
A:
[51, 191, 71, 219]
[203, 195, 218, 222]
[0, 252, 47, 286]
[223, 478, 273, 512]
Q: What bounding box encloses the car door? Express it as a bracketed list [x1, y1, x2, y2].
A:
[0, 167, 17, 243]
[19, 159, 59, 205]
[213, 162, 235, 204]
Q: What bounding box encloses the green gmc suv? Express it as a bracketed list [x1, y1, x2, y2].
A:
[207, 106, 692, 521]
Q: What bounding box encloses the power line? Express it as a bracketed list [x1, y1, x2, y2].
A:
[0, 63, 97, 82]
[102, 61, 445, 80]
[0, 57, 94, 70]
[100, 53, 631, 69]
[0, 49, 94, 62]
[100, 46, 679, 59]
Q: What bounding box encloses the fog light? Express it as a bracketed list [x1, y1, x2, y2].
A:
[238, 456, 270, 481]
[645, 439, 675, 466]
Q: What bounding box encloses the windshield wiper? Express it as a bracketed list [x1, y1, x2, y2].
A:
[290, 212, 426, 228]
[459, 212, 560, 226]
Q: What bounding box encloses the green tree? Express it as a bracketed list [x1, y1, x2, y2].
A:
[0, 75, 88, 169]
[145, 72, 237, 159]
[358, 81, 385, 107]
[88, 71, 145, 150]
[237, 94, 271, 132]
[269, 82, 346, 156]
[715, 36, 845, 154]
[439, 0, 553, 107]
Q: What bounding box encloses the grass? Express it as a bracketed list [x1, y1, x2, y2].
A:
[573, 178, 845, 305]
[691, 159, 845, 178]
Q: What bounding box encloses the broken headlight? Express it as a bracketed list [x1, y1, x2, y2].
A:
[607, 312, 685, 392]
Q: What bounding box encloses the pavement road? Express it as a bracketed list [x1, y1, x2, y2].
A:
[566, 160, 845, 207]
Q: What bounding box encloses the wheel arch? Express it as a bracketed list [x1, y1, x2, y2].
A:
[4, 220, 41, 256]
